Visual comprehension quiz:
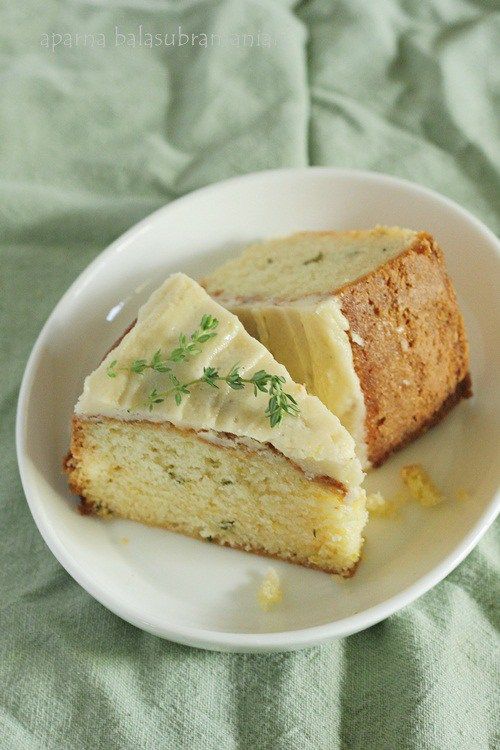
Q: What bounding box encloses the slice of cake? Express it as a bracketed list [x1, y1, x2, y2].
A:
[202, 227, 471, 467]
[65, 274, 367, 575]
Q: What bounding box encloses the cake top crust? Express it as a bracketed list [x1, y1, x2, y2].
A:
[202, 226, 417, 301]
[75, 274, 364, 490]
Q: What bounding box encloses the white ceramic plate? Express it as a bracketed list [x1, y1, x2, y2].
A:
[16, 168, 500, 652]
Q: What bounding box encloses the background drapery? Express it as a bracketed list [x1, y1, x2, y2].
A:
[1, 1, 499, 747]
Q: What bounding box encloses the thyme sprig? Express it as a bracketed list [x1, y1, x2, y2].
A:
[129, 313, 219, 376]
[201, 365, 299, 427]
[145, 365, 299, 427]
[107, 314, 299, 427]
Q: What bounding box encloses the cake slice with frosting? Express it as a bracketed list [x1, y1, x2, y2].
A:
[65, 273, 367, 575]
[202, 227, 471, 467]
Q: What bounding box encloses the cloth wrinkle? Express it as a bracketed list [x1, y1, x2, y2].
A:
[0, 1, 498, 748]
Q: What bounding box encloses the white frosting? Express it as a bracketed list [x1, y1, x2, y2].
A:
[76, 274, 365, 491]
[228, 295, 369, 469]
[351, 332, 365, 347]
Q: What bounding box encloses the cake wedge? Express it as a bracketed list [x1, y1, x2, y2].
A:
[202, 227, 471, 467]
[65, 274, 367, 575]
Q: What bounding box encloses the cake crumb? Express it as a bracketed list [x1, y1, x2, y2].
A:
[258, 568, 283, 611]
[366, 491, 389, 515]
[455, 488, 470, 503]
[401, 464, 443, 507]
[120, 537, 129, 545]
[351, 332, 365, 347]
[366, 490, 407, 518]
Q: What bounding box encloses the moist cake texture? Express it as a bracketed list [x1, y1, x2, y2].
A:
[66, 274, 367, 575]
[202, 227, 471, 467]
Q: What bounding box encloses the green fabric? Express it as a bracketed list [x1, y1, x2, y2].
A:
[1, 0, 499, 747]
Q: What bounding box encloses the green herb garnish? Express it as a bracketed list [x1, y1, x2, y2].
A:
[129, 314, 218, 375]
[107, 314, 299, 428]
[303, 251, 324, 265]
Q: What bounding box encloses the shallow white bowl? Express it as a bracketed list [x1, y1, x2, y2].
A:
[16, 168, 500, 652]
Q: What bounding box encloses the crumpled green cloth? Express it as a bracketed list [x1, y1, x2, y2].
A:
[1, 1, 499, 748]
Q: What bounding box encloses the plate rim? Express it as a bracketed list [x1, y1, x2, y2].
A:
[15, 166, 500, 652]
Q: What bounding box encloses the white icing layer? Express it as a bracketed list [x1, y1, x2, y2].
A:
[228, 295, 369, 469]
[76, 274, 365, 491]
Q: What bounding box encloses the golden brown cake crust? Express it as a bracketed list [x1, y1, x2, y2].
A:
[337, 232, 471, 465]
[203, 229, 471, 466]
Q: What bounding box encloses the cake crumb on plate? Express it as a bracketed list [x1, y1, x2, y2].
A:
[366, 491, 389, 515]
[401, 464, 443, 507]
[258, 568, 283, 611]
[366, 490, 407, 518]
